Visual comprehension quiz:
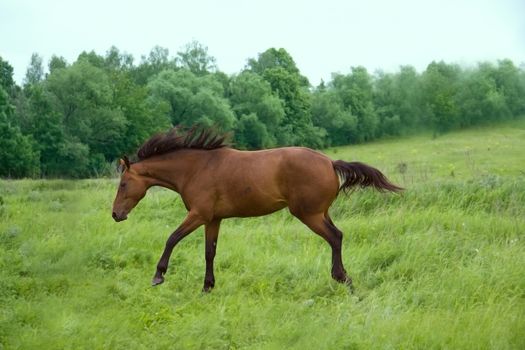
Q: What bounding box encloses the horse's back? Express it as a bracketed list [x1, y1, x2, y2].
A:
[209, 147, 339, 218]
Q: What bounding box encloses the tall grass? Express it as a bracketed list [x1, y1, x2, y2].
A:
[1, 120, 524, 349]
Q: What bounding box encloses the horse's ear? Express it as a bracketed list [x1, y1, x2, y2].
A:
[118, 156, 130, 173]
[123, 156, 131, 169]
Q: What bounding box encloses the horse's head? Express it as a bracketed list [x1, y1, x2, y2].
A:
[112, 156, 148, 222]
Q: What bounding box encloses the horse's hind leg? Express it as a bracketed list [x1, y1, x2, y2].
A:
[203, 219, 221, 292]
[296, 213, 351, 285]
[324, 211, 335, 227]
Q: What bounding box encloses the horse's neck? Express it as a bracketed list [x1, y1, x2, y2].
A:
[134, 151, 207, 193]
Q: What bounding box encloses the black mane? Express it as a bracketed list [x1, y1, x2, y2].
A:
[136, 126, 229, 160]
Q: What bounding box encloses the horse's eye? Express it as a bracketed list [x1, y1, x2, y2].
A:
[120, 183, 126, 188]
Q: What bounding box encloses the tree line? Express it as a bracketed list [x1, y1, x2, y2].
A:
[1, 41, 524, 178]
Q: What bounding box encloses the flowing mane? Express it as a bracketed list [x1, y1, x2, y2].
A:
[136, 126, 229, 160]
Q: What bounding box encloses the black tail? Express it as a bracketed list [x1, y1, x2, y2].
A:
[332, 160, 403, 194]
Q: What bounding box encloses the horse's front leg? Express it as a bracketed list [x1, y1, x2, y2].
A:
[203, 219, 221, 292]
[152, 211, 205, 286]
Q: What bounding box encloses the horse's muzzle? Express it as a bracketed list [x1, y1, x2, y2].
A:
[112, 211, 127, 222]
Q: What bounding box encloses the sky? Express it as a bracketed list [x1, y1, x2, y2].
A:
[1, 0, 524, 86]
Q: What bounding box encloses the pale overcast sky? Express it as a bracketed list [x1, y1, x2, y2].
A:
[1, 0, 524, 85]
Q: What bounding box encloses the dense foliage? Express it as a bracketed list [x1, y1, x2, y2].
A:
[1, 43, 524, 177]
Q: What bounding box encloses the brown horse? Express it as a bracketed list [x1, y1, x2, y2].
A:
[112, 127, 402, 291]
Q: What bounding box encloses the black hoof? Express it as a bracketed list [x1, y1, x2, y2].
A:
[202, 282, 214, 293]
[151, 275, 164, 286]
[332, 272, 353, 286]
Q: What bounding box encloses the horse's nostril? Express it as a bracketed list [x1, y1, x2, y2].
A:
[112, 212, 117, 219]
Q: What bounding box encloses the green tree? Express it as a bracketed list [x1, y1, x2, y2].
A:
[77, 50, 105, 69]
[373, 66, 421, 136]
[45, 58, 127, 165]
[420, 61, 461, 134]
[332, 67, 379, 142]
[457, 63, 508, 126]
[176, 40, 217, 76]
[229, 71, 285, 147]
[24, 53, 44, 87]
[26, 85, 67, 176]
[247, 48, 322, 147]
[0, 56, 15, 93]
[373, 71, 402, 136]
[247, 48, 309, 87]
[48, 55, 67, 74]
[99, 46, 170, 155]
[104, 46, 134, 72]
[148, 69, 236, 131]
[17, 53, 46, 132]
[111, 69, 170, 155]
[394, 66, 422, 130]
[0, 86, 40, 177]
[235, 113, 272, 149]
[132, 46, 177, 85]
[311, 88, 356, 146]
[494, 59, 525, 116]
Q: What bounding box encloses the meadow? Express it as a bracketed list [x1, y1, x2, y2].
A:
[1, 120, 524, 349]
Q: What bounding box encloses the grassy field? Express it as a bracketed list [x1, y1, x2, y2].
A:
[1, 120, 525, 349]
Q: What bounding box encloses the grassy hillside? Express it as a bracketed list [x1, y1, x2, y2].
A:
[1, 120, 524, 349]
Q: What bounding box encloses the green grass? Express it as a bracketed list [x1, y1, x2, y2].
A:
[1, 120, 525, 349]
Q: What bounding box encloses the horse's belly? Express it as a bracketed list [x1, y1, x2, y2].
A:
[215, 191, 287, 218]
